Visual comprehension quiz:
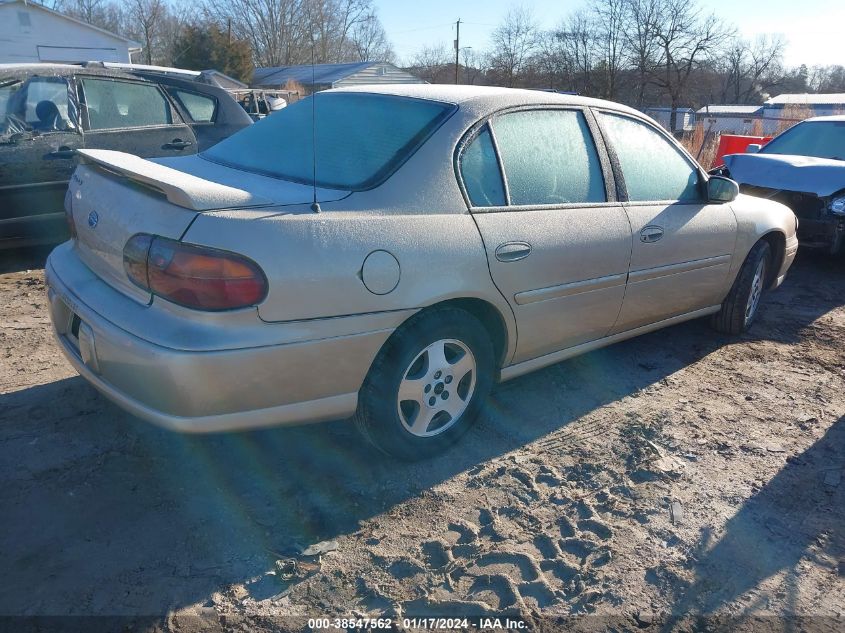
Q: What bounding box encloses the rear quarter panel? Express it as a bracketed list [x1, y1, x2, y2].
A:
[184, 208, 508, 310]
[183, 208, 517, 361]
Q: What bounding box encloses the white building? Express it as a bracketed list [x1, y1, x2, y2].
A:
[695, 105, 763, 134]
[642, 106, 695, 132]
[757, 93, 845, 134]
[0, 0, 140, 64]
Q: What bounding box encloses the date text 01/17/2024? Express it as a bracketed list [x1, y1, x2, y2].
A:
[307, 617, 528, 630]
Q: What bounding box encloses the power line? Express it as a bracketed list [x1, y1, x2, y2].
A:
[391, 22, 453, 35]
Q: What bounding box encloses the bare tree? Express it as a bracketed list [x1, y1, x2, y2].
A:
[407, 43, 452, 83]
[123, 0, 168, 64]
[459, 47, 487, 85]
[624, 0, 662, 107]
[350, 10, 395, 62]
[51, 0, 122, 33]
[592, 0, 627, 99]
[204, 0, 391, 67]
[488, 6, 539, 88]
[555, 10, 595, 95]
[808, 65, 845, 93]
[645, 0, 732, 129]
[534, 29, 569, 91]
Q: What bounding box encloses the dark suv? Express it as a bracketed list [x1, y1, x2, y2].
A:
[0, 64, 250, 249]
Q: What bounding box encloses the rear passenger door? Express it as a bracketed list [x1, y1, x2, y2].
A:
[77, 75, 197, 158]
[164, 86, 223, 151]
[594, 111, 737, 333]
[460, 107, 633, 364]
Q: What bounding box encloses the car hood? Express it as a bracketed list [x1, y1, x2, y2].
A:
[723, 153, 845, 197]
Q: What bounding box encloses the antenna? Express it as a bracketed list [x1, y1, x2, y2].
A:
[309, 14, 320, 213]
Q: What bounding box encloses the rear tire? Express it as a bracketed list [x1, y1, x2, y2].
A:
[711, 240, 771, 334]
[354, 307, 494, 460]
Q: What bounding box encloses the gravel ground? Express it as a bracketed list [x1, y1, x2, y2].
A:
[0, 248, 843, 632]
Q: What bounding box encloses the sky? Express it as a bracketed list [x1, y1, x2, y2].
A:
[375, 0, 845, 69]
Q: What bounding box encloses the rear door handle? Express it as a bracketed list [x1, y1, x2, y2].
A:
[47, 146, 76, 159]
[640, 226, 664, 243]
[162, 139, 193, 150]
[495, 242, 532, 262]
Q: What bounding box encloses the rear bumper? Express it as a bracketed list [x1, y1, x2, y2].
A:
[46, 247, 402, 433]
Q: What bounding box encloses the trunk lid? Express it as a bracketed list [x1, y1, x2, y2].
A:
[68, 150, 349, 303]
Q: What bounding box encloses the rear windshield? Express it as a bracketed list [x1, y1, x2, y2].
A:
[202, 92, 455, 190]
[761, 120, 845, 161]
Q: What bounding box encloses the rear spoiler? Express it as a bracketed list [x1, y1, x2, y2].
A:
[77, 149, 272, 211]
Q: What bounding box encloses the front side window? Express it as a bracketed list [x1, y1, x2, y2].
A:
[203, 93, 454, 190]
[172, 89, 216, 123]
[598, 112, 701, 202]
[760, 120, 845, 160]
[460, 126, 506, 207]
[81, 78, 172, 130]
[492, 109, 606, 206]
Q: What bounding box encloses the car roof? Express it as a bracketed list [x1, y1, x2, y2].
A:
[331, 84, 644, 118]
[0, 62, 141, 81]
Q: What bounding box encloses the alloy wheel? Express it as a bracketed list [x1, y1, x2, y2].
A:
[745, 258, 766, 324]
[396, 338, 477, 438]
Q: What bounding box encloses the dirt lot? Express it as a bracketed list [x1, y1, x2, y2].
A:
[1, 248, 843, 631]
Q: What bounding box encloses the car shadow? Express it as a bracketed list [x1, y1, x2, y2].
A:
[660, 416, 843, 630]
[0, 245, 54, 274]
[753, 249, 845, 344]
[1, 251, 843, 621]
[1, 315, 729, 620]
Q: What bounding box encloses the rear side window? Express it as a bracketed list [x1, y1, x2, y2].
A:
[598, 112, 700, 202]
[460, 126, 506, 206]
[203, 93, 454, 190]
[81, 78, 172, 130]
[492, 109, 606, 205]
[172, 89, 216, 123]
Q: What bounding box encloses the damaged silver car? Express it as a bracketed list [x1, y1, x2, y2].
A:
[714, 115, 845, 254]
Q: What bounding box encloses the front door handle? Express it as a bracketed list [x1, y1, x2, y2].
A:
[47, 146, 76, 159]
[495, 241, 532, 262]
[162, 139, 193, 150]
[640, 225, 664, 243]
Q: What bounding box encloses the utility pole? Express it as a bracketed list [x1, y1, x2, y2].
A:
[454, 18, 461, 85]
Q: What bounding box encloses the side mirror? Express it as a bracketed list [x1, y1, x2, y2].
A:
[746, 143, 762, 153]
[708, 176, 739, 203]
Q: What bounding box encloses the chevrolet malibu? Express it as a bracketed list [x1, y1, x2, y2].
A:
[46, 85, 798, 459]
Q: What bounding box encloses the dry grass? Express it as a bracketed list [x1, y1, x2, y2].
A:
[284, 79, 306, 101]
[680, 122, 719, 170]
[775, 104, 814, 135]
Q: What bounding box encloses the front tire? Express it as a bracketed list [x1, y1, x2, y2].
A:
[354, 307, 494, 460]
[711, 240, 771, 334]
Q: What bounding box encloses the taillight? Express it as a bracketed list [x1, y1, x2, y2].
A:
[64, 190, 77, 239]
[123, 234, 267, 311]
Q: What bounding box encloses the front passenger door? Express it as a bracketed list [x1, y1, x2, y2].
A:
[78, 76, 197, 159]
[595, 111, 737, 333]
